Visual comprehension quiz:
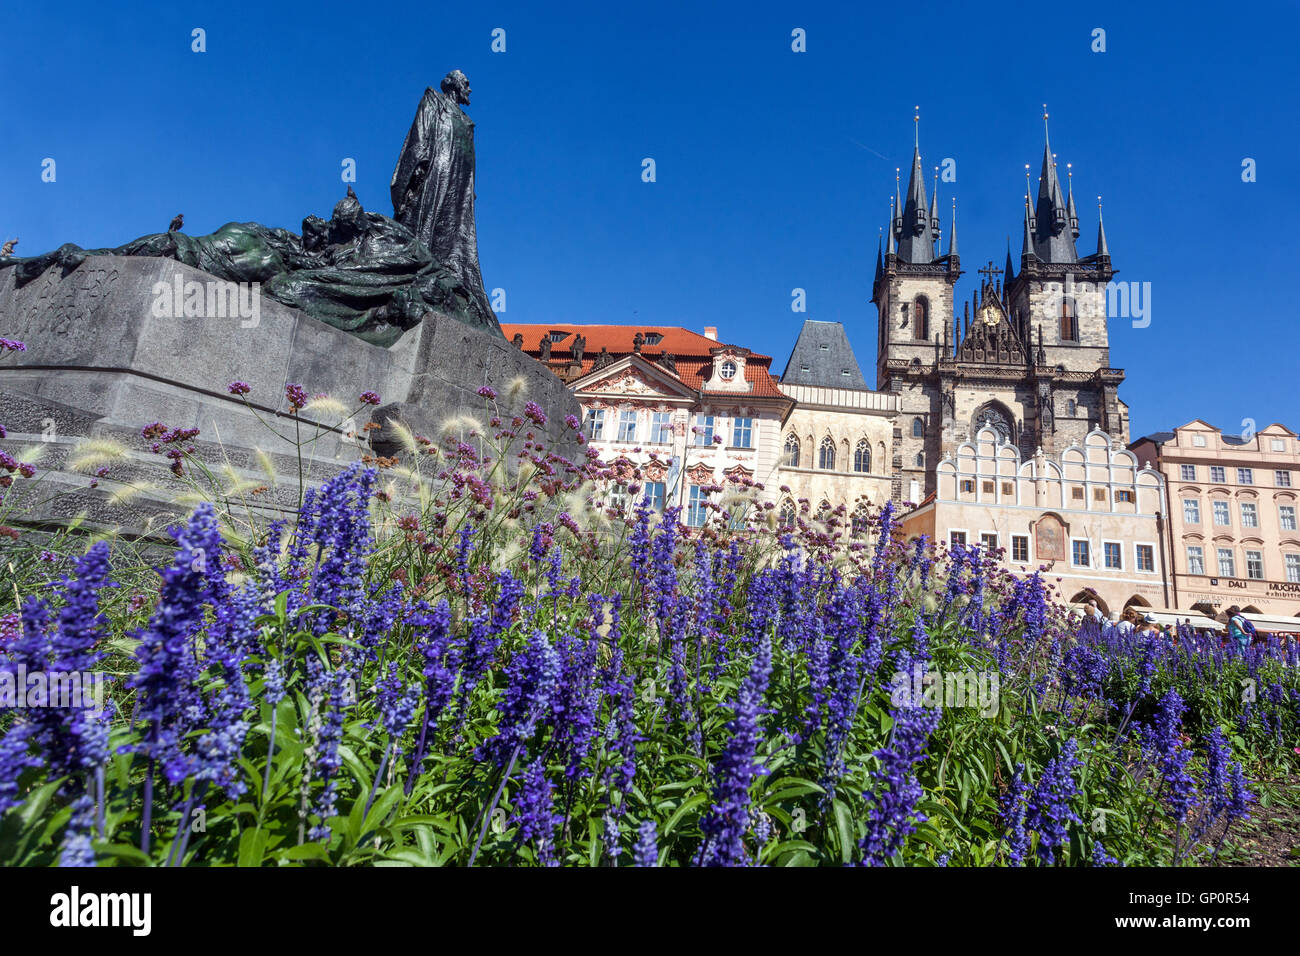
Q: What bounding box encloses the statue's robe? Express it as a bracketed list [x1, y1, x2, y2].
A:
[390, 88, 494, 329]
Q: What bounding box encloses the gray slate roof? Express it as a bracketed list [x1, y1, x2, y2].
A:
[780, 320, 868, 390]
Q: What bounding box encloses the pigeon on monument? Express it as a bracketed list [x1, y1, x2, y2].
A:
[168, 214, 184, 233]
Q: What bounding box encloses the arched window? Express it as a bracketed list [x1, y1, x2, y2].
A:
[912, 417, 924, 438]
[1059, 297, 1078, 342]
[784, 433, 800, 468]
[818, 437, 836, 471]
[851, 503, 871, 539]
[915, 452, 924, 468]
[778, 499, 796, 529]
[913, 296, 929, 340]
[853, 439, 871, 473]
[816, 500, 834, 523]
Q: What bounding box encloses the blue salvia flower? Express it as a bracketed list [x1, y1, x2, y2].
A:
[1091, 840, 1119, 866]
[803, 619, 831, 738]
[0, 723, 38, 814]
[58, 794, 97, 867]
[406, 600, 460, 791]
[512, 756, 560, 866]
[372, 662, 420, 740]
[858, 704, 939, 866]
[127, 503, 224, 784]
[699, 632, 772, 867]
[475, 630, 561, 767]
[1152, 689, 1197, 824]
[550, 628, 601, 779]
[633, 819, 659, 867]
[1225, 762, 1252, 822]
[306, 463, 377, 635]
[628, 501, 653, 583]
[308, 665, 352, 841]
[599, 627, 640, 805]
[603, 810, 622, 862]
[1025, 739, 1083, 864]
[454, 571, 525, 724]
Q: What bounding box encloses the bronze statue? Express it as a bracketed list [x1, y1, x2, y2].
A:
[1, 72, 502, 347]
[539, 335, 552, 361]
[571, 333, 586, 364]
[168, 214, 184, 233]
[512, 332, 525, 348]
[594, 346, 611, 370]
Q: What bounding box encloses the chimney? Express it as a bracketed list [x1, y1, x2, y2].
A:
[703, 326, 718, 341]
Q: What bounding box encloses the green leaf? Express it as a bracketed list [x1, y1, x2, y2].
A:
[238, 827, 269, 867]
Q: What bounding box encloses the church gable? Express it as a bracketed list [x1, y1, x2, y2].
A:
[955, 283, 1026, 366]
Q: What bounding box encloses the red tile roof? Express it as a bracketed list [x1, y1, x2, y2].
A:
[500, 324, 788, 399]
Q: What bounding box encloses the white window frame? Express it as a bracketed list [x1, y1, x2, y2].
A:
[643, 481, 666, 512]
[1237, 468, 1254, 485]
[979, 531, 999, 553]
[1216, 547, 1236, 578]
[649, 411, 672, 445]
[1209, 466, 1226, 484]
[1134, 542, 1157, 573]
[1183, 498, 1201, 524]
[1071, 538, 1092, 568]
[1276, 470, 1292, 488]
[1244, 550, 1265, 581]
[1180, 464, 1196, 481]
[1010, 534, 1031, 564]
[949, 529, 968, 549]
[1101, 539, 1124, 570]
[1186, 545, 1205, 576]
[1240, 501, 1258, 528]
[1212, 499, 1231, 527]
[685, 485, 708, 527]
[1286, 553, 1300, 583]
[1280, 505, 1297, 532]
[731, 416, 754, 449]
[584, 408, 605, 440]
[694, 415, 715, 446]
[617, 409, 638, 443]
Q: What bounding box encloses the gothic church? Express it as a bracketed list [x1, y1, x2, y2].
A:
[872, 116, 1128, 502]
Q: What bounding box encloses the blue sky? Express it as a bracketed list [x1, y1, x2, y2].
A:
[3, 0, 1296, 441]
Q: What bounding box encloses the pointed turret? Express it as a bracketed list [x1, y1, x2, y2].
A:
[886, 196, 897, 256]
[1021, 198, 1036, 262]
[948, 198, 958, 258]
[896, 144, 934, 263]
[874, 232, 883, 283]
[1004, 239, 1015, 284]
[1066, 167, 1080, 239]
[1031, 107, 1078, 263]
[1096, 200, 1110, 259]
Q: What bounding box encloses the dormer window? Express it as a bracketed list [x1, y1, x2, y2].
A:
[548, 330, 570, 343]
[719, 360, 737, 381]
[643, 332, 664, 345]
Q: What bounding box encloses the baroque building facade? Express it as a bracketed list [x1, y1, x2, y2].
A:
[874, 118, 1128, 504]
[500, 323, 792, 525]
[1130, 421, 1300, 617]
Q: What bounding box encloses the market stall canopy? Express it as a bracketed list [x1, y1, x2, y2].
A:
[1241, 613, 1300, 634]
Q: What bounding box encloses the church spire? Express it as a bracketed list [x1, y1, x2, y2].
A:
[895, 107, 935, 264]
[887, 196, 897, 255]
[1031, 106, 1078, 263]
[1004, 237, 1015, 283]
[1096, 196, 1109, 258]
[948, 198, 958, 258]
[1066, 165, 1080, 238]
[875, 230, 883, 282]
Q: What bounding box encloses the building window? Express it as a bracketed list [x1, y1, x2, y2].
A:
[784, 434, 800, 467]
[1245, 550, 1264, 580]
[980, 532, 999, 553]
[818, 437, 836, 470]
[1180, 464, 1196, 481]
[719, 360, 737, 381]
[1193, 434, 1207, 447]
[950, 531, 967, 549]
[727, 503, 748, 530]
[644, 481, 666, 512]
[1059, 297, 1078, 341]
[693, 415, 715, 445]
[1237, 468, 1254, 485]
[1209, 466, 1226, 483]
[1011, 535, 1029, 563]
[1212, 500, 1231, 526]
[854, 440, 871, 473]
[915, 453, 924, 468]
[912, 417, 924, 438]
[1277, 471, 1292, 488]
[649, 411, 672, 444]
[1002, 481, 1014, 496]
[851, 505, 870, 540]
[983, 481, 996, 495]
[1103, 542, 1122, 570]
[913, 297, 929, 339]
[1217, 548, 1236, 577]
[1072, 540, 1091, 567]
[960, 479, 975, 494]
[1280, 505, 1297, 531]
[1186, 546, 1205, 575]
[1183, 499, 1200, 524]
[583, 409, 605, 440]
[617, 409, 637, 443]
[1136, 544, 1155, 572]
[778, 499, 796, 529]
[731, 416, 753, 449]
[1114, 489, 1135, 503]
[1286, 554, 1300, 583]
[1066, 399, 1077, 417]
[1072, 486, 1085, 501]
[1240, 502, 1258, 528]
[1093, 487, 1107, 502]
[1272, 438, 1287, 452]
[686, 486, 708, 527]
